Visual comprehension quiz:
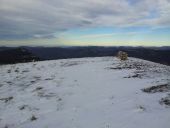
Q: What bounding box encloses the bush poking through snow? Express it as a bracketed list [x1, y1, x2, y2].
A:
[159, 94, 170, 106]
[19, 105, 29, 110]
[0, 96, 13, 103]
[7, 70, 11, 73]
[35, 87, 43, 91]
[139, 105, 146, 111]
[142, 84, 170, 93]
[0, 84, 3, 87]
[4, 125, 8, 128]
[117, 51, 128, 61]
[57, 98, 62, 101]
[30, 115, 37, 121]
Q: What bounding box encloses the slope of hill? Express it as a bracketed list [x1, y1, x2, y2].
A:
[0, 48, 40, 64]
[0, 57, 170, 128]
[27, 46, 170, 65]
[1, 46, 170, 65]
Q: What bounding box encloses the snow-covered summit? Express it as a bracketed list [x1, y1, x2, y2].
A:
[0, 57, 170, 128]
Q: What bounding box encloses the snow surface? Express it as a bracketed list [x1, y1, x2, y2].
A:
[0, 57, 170, 128]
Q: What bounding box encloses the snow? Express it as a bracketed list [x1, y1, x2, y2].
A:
[0, 57, 170, 128]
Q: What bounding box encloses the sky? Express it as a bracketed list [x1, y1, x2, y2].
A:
[0, 0, 170, 46]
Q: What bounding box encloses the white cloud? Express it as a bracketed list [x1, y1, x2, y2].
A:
[0, 0, 170, 39]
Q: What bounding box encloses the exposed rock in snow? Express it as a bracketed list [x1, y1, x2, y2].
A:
[0, 57, 170, 128]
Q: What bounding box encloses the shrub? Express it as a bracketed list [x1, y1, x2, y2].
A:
[117, 51, 128, 60]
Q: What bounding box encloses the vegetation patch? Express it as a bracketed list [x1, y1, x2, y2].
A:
[7, 70, 11, 73]
[19, 105, 29, 110]
[33, 76, 41, 80]
[117, 51, 128, 61]
[14, 69, 19, 73]
[37, 92, 56, 99]
[35, 87, 43, 91]
[109, 66, 133, 70]
[30, 115, 37, 121]
[44, 78, 53, 80]
[0, 84, 3, 87]
[22, 70, 29, 73]
[142, 84, 170, 93]
[159, 94, 170, 106]
[61, 61, 80, 67]
[124, 74, 141, 78]
[0, 96, 13, 103]
[6, 81, 13, 85]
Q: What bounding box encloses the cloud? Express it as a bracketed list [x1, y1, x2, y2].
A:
[72, 32, 139, 39]
[0, 0, 170, 40]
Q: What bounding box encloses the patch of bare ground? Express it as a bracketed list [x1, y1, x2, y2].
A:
[159, 94, 170, 106]
[30, 115, 37, 121]
[142, 84, 170, 93]
[142, 83, 170, 107]
[0, 96, 13, 103]
[60, 61, 79, 67]
[124, 73, 142, 78]
[110, 60, 151, 70]
[0, 84, 3, 87]
[110, 59, 170, 76]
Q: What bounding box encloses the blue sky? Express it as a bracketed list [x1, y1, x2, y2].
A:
[57, 27, 170, 46]
[0, 0, 170, 46]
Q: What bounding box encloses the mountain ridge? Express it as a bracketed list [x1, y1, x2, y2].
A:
[0, 46, 170, 65]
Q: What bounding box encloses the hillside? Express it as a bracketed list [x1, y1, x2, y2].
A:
[0, 48, 40, 64]
[0, 57, 170, 128]
[1, 46, 170, 65]
[26, 46, 170, 65]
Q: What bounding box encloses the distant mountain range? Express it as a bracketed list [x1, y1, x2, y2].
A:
[0, 47, 40, 64]
[0, 46, 170, 65]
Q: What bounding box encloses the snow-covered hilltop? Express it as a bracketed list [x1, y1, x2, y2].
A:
[0, 57, 170, 128]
